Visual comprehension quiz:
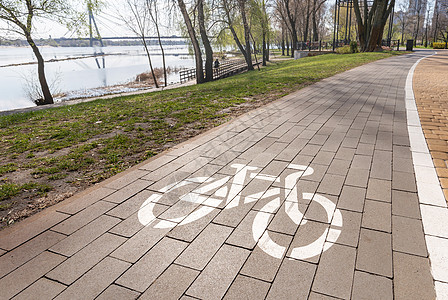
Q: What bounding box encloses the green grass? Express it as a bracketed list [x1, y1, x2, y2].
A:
[0, 52, 402, 202]
[0, 182, 52, 203]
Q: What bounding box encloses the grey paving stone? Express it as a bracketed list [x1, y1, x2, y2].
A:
[370, 150, 392, 180]
[316, 174, 345, 196]
[311, 243, 356, 299]
[0, 210, 69, 251]
[286, 220, 328, 263]
[168, 205, 220, 242]
[300, 144, 322, 156]
[312, 151, 335, 166]
[116, 237, 187, 292]
[54, 257, 130, 300]
[146, 170, 192, 193]
[356, 143, 375, 156]
[356, 228, 392, 277]
[308, 292, 340, 299]
[345, 168, 369, 188]
[351, 271, 393, 300]
[109, 202, 169, 238]
[392, 171, 417, 192]
[138, 154, 178, 171]
[0, 251, 66, 300]
[96, 285, 140, 300]
[210, 151, 241, 166]
[106, 190, 154, 219]
[226, 210, 271, 249]
[47, 233, 126, 285]
[392, 215, 427, 257]
[103, 179, 152, 204]
[50, 215, 120, 257]
[175, 223, 232, 270]
[52, 201, 116, 235]
[290, 153, 314, 166]
[394, 252, 436, 300]
[337, 185, 366, 212]
[351, 154, 372, 170]
[141, 161, 185, 182]
[366, 178, 392, 202]
[362, 200, 391, 233]
[11, 278, 66, 300]
[266, 258, 316, 300]
[57, 187, 115, 215]
[241, 231, 292, 282]
[328, 209, 361, 247]
[223, 275, 271, 300]
[391, 190, 421, 219]
[309, 134, 329, 146]
[110, 221, 174, 263]
[305, 194, 337, 223]
[0, 230, 65, 279]
[334, 147, 356, 161]
[213, 200, 256, 228]
[139, 264, 199, 300]
[268, 202, 307, 235]
[105, 169, 149, 190]
[186, 244, 250, 300]
[393, 156, 415, 173]
[326, 159, 351, 176]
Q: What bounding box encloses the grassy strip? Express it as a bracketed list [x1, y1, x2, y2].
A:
[0, 52, 401, 205]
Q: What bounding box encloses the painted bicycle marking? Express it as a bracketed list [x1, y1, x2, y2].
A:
[138, 163, 343, 260]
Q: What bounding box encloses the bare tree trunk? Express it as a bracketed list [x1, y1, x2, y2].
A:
[312, 0, 319, 41]
[26, 35, 53, 105]
[237, 0, 254, 70]
[304, 0, 311, 43]
[198, 0, 214, 82]
[177, 0, 205, 83]
[142, 37, 159, 88]
[282, 25, 285, 55]
[148, 0, 167, 87]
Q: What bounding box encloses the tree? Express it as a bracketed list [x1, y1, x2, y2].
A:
[119, 0, 159, 88]
[177, 0, 205, 83]
[147, 0, 167, 87]
[277, 0, 299, 57]
[238, 0, 254, 70]
[353, 0, 396, 51]
[0, 0, 100, 105]
[198, 0, 214, 82]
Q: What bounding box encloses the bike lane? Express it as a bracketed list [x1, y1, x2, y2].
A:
[0, 51, 442, 299]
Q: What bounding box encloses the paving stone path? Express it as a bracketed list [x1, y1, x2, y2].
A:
[0, 50, 445, 300]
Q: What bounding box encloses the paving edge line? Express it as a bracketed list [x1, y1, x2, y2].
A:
[406, 51, 448, 299]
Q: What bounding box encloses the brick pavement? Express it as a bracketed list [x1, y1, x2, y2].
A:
[0, 51, 443, 299]
[413, 50, 448, 202]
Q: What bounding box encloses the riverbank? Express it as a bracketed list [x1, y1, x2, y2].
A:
[0, 51, 403, 228]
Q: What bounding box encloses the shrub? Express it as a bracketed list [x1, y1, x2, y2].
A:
[335, 45, 352, 54]
[350, 41, 359, 53]
[433, 42, 447, 49]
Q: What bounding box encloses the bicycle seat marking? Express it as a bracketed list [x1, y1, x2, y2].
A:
[138, 163, 343, 260]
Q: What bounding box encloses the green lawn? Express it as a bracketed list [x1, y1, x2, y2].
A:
[0, 51, 402, 221]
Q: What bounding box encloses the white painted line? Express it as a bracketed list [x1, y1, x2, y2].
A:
[405, 51, 448, 299]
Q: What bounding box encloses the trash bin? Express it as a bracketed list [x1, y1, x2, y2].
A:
[406, 40, 414, 51]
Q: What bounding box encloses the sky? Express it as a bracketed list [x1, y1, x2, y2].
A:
[1, 1, 178, 39]
[1, 0, 436, 40]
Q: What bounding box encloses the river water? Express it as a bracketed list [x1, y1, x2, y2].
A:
[0, 45, 195, 112]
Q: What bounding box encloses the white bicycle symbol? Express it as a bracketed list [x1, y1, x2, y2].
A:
[138, 163, 343, 260]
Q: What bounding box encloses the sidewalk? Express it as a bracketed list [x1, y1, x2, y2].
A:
[0, 50, 444, 300]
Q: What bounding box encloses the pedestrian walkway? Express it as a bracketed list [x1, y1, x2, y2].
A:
[0, 50, 445, 300]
